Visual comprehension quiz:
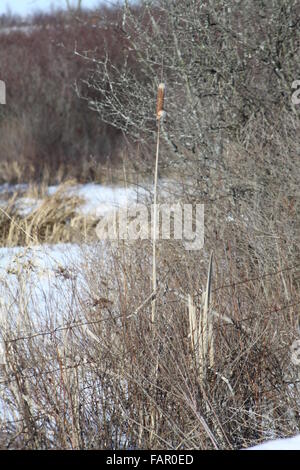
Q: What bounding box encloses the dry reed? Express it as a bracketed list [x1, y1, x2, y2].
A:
[152, 83, 165, 323]
[150, 82, 165, 445]
[0, 182, 97, 247]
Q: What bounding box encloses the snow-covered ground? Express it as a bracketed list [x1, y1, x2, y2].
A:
[64, 183, 147, 216]
[0, 182, 150, 318]
[1, 181, 298, 449]
[0, 243, 87, 360]
[248, 434, 300, 450]
[0, 182, 145, 217]
[0, 25, 39, 35]
[0, 182, 146, 364]
[0, 179, 190, 219]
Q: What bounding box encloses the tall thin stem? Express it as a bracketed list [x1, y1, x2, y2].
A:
[150, 83, 164, 446]
[152, 120, 160, 324]
[151, 82, 165, 324]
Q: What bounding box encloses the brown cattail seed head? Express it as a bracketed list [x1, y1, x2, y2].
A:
[156, 83, 165, 120]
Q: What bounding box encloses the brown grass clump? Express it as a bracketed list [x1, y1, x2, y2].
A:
[1, 0, 300, 450]
[1, 234, 299, 449]
[0, 182, 97, 247]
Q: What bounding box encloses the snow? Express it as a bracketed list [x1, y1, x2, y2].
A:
[0, 243, 88, 362]
[0, 179, 191, 219]
[0, 242, 85, 312]
[248, 434, 300, 450]
[0, 242, 81, 276]
[66, 183, 145, 216]
[15, 196, 43, 216]
[0, 25, 39, 35]
[0, 182, 145, 342]
[0, 183, 27, 195]
[1, 181, 300, 448]
[0, 182, 145, 217]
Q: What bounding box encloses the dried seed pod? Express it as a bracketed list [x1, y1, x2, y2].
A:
[156, 83, 165, 120]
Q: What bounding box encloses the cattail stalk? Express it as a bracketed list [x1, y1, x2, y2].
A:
[156, 83, 165, 121]
[152, 83, 165, 324]
[150, 83, 165, 447]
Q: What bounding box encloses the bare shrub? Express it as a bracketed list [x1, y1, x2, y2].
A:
[0, 8, 127, 184]
[1, 0, 300, 450]
[1, 236, 300, 449]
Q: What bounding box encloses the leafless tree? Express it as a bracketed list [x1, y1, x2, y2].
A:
[80, 0, 300, 199]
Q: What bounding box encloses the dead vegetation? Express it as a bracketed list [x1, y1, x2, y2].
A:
[0, 0, 300, 451]
[0, 181, 97, 246]
[1, 233, 300, 449]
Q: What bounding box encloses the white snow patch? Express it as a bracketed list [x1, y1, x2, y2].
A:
[248, 434, 300, 450]
[0, 183, 145, 217]
[0, 243, 89, 363]
[67, 183, 144, 216]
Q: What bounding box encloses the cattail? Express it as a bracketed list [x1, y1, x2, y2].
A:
[156, 83, 165, 120]
[150, 80, 165, 447]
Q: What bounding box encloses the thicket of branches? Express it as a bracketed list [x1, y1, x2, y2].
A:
[0, 7, 126, 183]
[81, 0, 300, 302]
[83, 0, 300, 186]
[1, 0, 300, 450]
[76, 0, 300, 447]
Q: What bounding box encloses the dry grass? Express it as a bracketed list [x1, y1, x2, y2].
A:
[0, 204, 300, 449]
[0, 1, 299, 445]
[0, 108, 299, 450]
[0, 181, 98, 247]
[0, 155, 300, 449]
